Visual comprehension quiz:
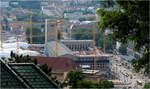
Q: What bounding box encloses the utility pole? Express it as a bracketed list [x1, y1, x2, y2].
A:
[60, 7, 63, 40]
[24, 19, 26, 41]
[0, 24, 2, 50]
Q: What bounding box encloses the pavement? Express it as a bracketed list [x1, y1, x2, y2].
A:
[109, 55, 149, 89]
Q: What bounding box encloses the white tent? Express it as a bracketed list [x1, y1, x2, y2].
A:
[0, 40, 40, 58]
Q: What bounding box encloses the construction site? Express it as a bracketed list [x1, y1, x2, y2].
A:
[0, 4, 112, 71]
[0, 1, 149, 89]
[0, 1, 119, 83]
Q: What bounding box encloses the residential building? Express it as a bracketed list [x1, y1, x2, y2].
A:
[0, 59, 59, 88]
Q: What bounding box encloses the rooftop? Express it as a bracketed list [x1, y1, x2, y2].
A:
[30, 56, 79, 72]
[0, 59, 59, 89]
[47, 41, 74, 57]
[61, 40, 93, 42]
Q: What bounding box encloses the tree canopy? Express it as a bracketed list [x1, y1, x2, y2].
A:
[143, 82, 150, 89]
[72, 28, 116, 53]
[64, 70, 114, 88]
[26, 26, 45, 44]
[64, 70, 85, 88]
[97, 1, 149, 75]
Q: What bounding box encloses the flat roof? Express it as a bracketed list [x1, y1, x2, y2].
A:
[76, 54, 111, 57]
[61, 40, 93, 42]
[82, 69, 99, 74]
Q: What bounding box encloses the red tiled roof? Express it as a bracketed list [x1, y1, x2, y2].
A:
[30, 56, 79, 72]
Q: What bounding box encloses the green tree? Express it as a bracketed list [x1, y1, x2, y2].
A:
[77, 80, 98, 88]
[64, 70, 114, 88]
[98, 80, 114, 88]
[18, 1, 41, 10]
[143, 82, 150, 89]
[72, 28, 116, 52]
[8, 52, 61, 86]
[97, 1, 149, 74]
[64, 70, 85, 88]
[26, 26, 45, 44]
[40, 64, 52, 76]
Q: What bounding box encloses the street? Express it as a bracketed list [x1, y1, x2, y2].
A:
[109, 55, 149, 89]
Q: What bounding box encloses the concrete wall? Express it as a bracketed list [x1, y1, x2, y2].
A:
[61, 40, 93, 51]
[75, 56, 110, 70]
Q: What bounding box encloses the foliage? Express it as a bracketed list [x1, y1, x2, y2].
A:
[100, 0, 116, 8]
[26, 26, 45, 44]
[98, 80, 114, 88]
[18, 1, 41, 10]
[26, 26, 61, 43]
[77, 80, 98, 88]
[8, 52, 61, 86]
[64, 70, 85, 88]
[72, 28, 92, 40]
[9, 52, 53, 75]
[72, 28, 116, 52]
[97, 1, 149, 74]
[143, 82, 150, 89]
[40, 64, 52, 76]
[9, 51, 34, 63]
[15, 10, 53, 22]
[64, 70, 114, 88]
[79, 17, 94, 21]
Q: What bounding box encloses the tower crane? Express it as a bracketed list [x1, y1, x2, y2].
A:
[45, 5, 64, 40]
[55, 17, 58, 57]
[0, 24, 3, 50]
[16, 9, 33, 48]
[64, 15, 98, 70]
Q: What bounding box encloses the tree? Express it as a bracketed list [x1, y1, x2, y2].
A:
[72, 28, 116, 52]
[143, 82, 150, 89]
[77, 80, 98, 88]
[40, 64, 52, 76]
[97, 1, 149, 75]
[9, 51, 34, 63]
[18, 1, 41, 10]
[98, 80, 114, 88]
[64, 70, 114, 88]
[64, 70, 85, 88]
[26, 26, 45, 44]
[8, 52, 61, 86]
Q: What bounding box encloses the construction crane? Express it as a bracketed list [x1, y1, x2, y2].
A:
[9, 21, 60, 55]
[24, 19, 26, 41]
[16, 36, 19, 54]
[92, 16, 97, 70]
[66, 15, 97, 70]
[0, 24, 2, 50]
[45, 5, 64, 40]
[55, 17, 58, 57]
[16, 9, 33, 48]
[103, 31, 106, 54]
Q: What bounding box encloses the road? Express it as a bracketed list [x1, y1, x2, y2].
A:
[109, 55, 149, 89]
